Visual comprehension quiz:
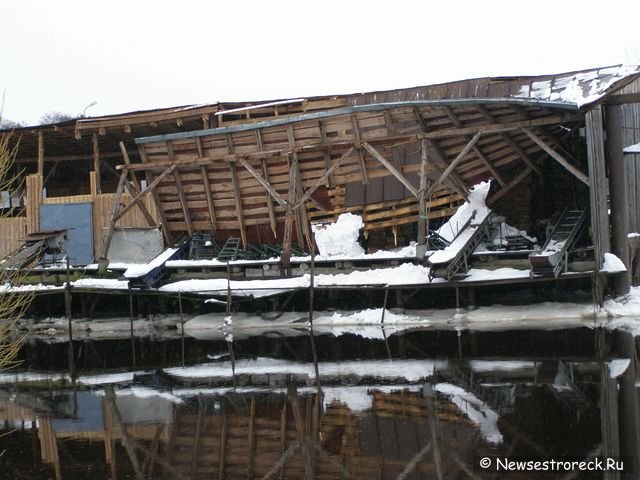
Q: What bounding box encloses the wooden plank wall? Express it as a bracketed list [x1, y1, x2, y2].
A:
[36, 192, 160, 259]
[0, 216, 27, 258]
[25, 174, 43, 233]
[612, 78, 640, 232]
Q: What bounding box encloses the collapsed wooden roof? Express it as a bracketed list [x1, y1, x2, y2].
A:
[116, 64, 640, 250]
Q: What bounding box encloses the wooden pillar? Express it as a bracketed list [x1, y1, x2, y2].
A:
[585, 107, 610, 302]
[281, 154, 297, 273]
[606, 104, 631, 295]
[92, 133, 101, 195]
[417, 140, 429, 246]
[26, 174, 43, 233]
[37, 131, 44, 176]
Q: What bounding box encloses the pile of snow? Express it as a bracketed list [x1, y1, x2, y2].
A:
[429, 181, 491, 265]
[124, 247, 178, 278]
[602, 252, 626, 273]
[624, 142, 640, 154]
[604, 286, 640, 317]
[312, 213, 364, 257]
[435, 181, 491, 243]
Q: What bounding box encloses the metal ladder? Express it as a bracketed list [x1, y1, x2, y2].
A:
[216, 237, 241, 262]
[530, 209, 587, 278]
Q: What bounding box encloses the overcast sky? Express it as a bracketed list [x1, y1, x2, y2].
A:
[2, 0, 639, 125]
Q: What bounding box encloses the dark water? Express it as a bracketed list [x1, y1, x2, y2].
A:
[0, 324, 637, 479]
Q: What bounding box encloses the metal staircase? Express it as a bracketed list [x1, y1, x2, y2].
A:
[529, 208, 587, 278]
[216, 237, 241, 262]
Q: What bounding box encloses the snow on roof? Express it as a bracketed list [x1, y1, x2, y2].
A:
[624, 142, 640, 154]
[512, 64, 640, 107]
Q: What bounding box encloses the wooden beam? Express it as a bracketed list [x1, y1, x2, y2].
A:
[424, 132, 481, 198]
[319, 122, 334, 187]
[98, 168, 129, 260]
[119, 141, 157, 227]
[293, 146, 354, 209]
[413, 107, 469, 198]
[229, 162, 247, 248]
[288, 385, 315, 480]
[281, 154, 297, 271]
[191, 404, 205, 480]
[418, 140, 429, 245]
[293, 157, 312, 251]
[113, 164, 176, 223]
[521, 128, 589, 185]
[475, 105, 543, 177]
[93, 133, 101, 194]
[362, 142, 419, 197]
[201, 165, 217, 231]
[488, 166, 533, 205]
[237, 157, 288, 208]
[352, 115, 369, 184]
[444, 106, 506, 186]
[146, 171, 173, 245]
[261, 159, 277, 237]
[173, 169, 194, 236]
[37, 131, 44, 176]
[42, 161, 59, 188]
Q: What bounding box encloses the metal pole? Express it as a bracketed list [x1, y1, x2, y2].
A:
[129, 286, 136, 367]
[179, 291, 185, 368]
[65, 255, 75, 377]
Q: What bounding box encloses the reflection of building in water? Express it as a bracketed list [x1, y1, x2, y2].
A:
[0, 364, 610, 480]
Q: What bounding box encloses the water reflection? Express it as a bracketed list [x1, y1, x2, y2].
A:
[0, 320, 638, 479]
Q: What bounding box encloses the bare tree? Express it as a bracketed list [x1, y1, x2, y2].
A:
[0, 133, 32, 371]
[39, 111, 75, 125]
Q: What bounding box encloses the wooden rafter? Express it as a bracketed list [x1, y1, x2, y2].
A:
[173, 169, 193, 236]
[113, 164, 177, 223]
[119, 141, 157, 226]
[318, 122, 334, 187]
[521, 128, 589, 185]
[362, 142, 419, 197]
[194, 137, 217, 231]
[229, 162, 247, 247]
[293, 146, 355, 209]
[93, 133, 101, 194]
[488, 166, 534, 205]
[442, 105, 506, 186]
[98, 168, 129, 260]
[413, 107, 469, 198]
[238, 158, 288, 208]
[352, 115, 369, 184]
[261, 159, 277, 236]
[424, 132, 481, 198]
[475, 105, 542, 176]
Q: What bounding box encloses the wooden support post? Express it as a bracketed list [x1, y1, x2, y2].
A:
[201, 165, 217, 231]
[362, 142, 419, 197]
[229, 162, 247, 248]
[487, 166, 534, 205]
[173, 169, 194, 236]
[521, 128, 589, 185]
[37, 131, 44, 176]
[93, 133, 101, 195]
[119, 142, 157, 226]
[113, 164, 176, 223]
[261, 159, 278, 237]
[238, 158, 287, 208]
[293, 158, 312, 251]
[605, 104, 631, 295]
[26, 174, 43, 234]
[146, 171, 173, 245]
[319, 123, 334, 187]
[424, 132, 481, 199]
[98, 168, 129, 262]
[444, 105, 506, 186]
[418, 140, 429, 245]
[281, 154, 297, 272]
[352, 115, 369, 184]
[292, 146, 354, 209]
[585, 106, 611, 276]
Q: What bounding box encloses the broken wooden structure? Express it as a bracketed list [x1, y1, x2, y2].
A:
[2, 65, 640, 294]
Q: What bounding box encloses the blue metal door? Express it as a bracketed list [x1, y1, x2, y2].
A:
[40, 202, 93, 266]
